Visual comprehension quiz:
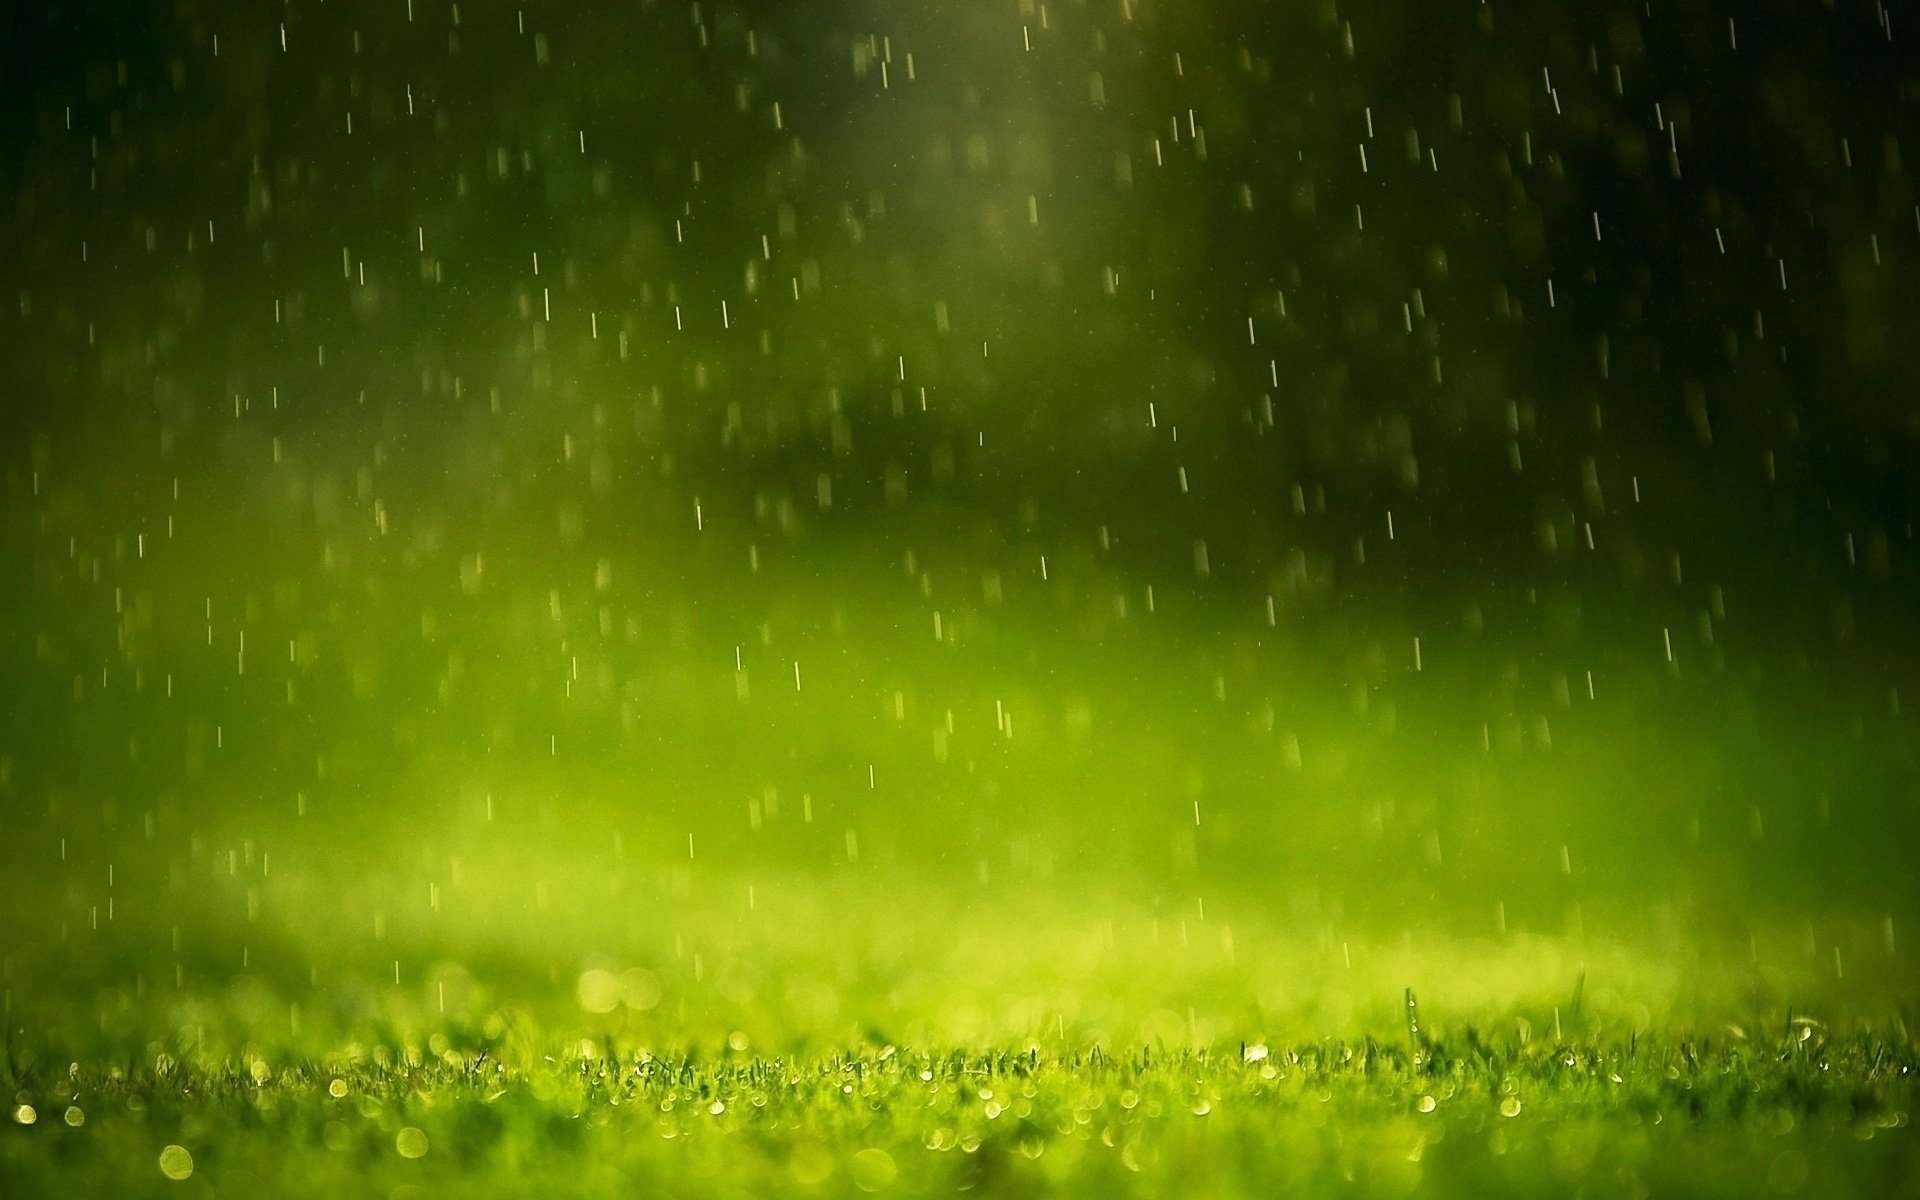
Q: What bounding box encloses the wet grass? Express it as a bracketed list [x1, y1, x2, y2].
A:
[1, 854, 1914, 1198]
[2, 1017, 1915, 1198]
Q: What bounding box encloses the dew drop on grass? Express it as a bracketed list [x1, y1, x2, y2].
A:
[1500, 1097, 1524, 1118]
[11, 1104, 35, 1126]
[396, 1127, 430, 1159]
[158, 1144, 194, 1180]
[327, 1079, 349, 1099]
[63, 1106, 83, 1127]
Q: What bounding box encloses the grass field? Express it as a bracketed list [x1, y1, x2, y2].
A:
[3, 562, 1913, 1198]
[3, 869, 1916, 1198]
[4, 1, 1917, 1193]
[4, 1024, 1915, 1199]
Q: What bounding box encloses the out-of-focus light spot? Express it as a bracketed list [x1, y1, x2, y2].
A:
[159, 1144, 194, 1180]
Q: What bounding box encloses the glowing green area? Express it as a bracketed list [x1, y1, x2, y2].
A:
[3, 872, 1917, 1196]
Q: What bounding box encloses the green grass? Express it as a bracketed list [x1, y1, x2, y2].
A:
[3, 1019, 1915, 1198]
[2, 870, 1916, 1198]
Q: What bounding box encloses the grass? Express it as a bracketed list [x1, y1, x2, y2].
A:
[2, 1017, 1915, 1198]
[1, 869, 1916, 1198]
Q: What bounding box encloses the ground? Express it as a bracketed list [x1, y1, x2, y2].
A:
[2, 874, 1914, 1198]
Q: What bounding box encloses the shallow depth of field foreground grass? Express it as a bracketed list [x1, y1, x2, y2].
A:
[1, 873, 1916, 1198]
[3, 1015, 1915, 1199]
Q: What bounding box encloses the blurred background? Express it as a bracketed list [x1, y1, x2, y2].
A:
[1, 0, 1915, 1053]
